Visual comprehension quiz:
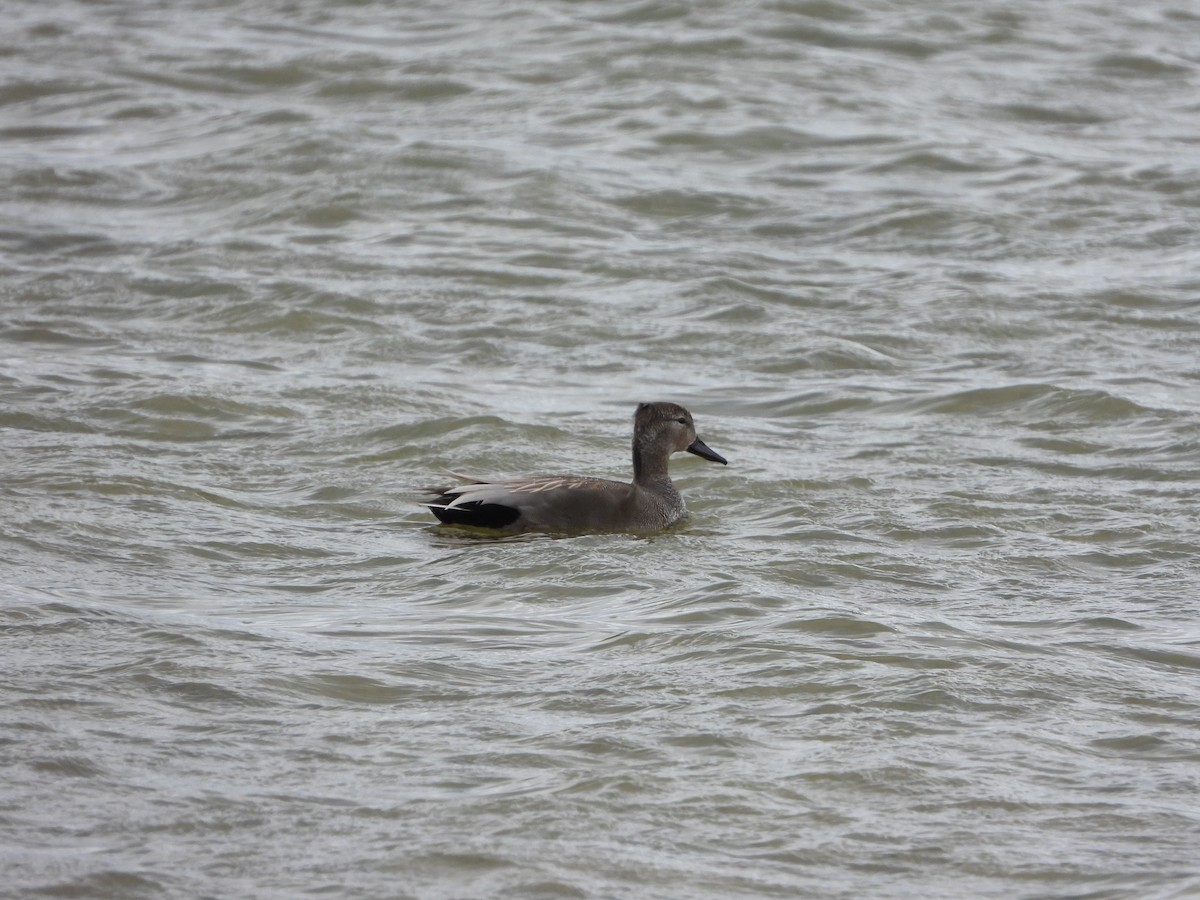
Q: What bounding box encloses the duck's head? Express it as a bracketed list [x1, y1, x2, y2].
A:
[634, 401, 727, 466]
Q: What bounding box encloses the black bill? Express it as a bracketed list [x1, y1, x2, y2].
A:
[686, 437, 727, 465]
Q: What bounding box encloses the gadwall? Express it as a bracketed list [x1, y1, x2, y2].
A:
[425, 402, 727, 534]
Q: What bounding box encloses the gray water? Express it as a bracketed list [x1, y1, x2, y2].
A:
[3, 1, 1200, 897]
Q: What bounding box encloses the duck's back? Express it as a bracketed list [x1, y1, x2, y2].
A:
[428, 474, 682, 533]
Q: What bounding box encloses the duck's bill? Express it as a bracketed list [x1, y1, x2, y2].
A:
[686, 437, 727, 465]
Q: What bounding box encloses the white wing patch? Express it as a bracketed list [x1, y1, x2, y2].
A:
[435, 475, 608, 508]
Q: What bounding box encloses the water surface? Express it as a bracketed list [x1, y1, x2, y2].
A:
[3, 1, 1200, 897]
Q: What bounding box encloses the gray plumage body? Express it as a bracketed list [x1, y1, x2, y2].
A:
[425, 402, 726, 534]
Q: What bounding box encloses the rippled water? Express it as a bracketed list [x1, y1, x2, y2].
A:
[4, 0, 1200, 897]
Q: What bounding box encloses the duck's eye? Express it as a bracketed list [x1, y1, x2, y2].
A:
[676, 416, 688, 425]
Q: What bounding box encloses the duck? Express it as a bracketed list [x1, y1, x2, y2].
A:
[425, 401, 727, 534]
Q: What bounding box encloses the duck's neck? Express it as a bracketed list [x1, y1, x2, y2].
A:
[632, 441, 671, 485]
